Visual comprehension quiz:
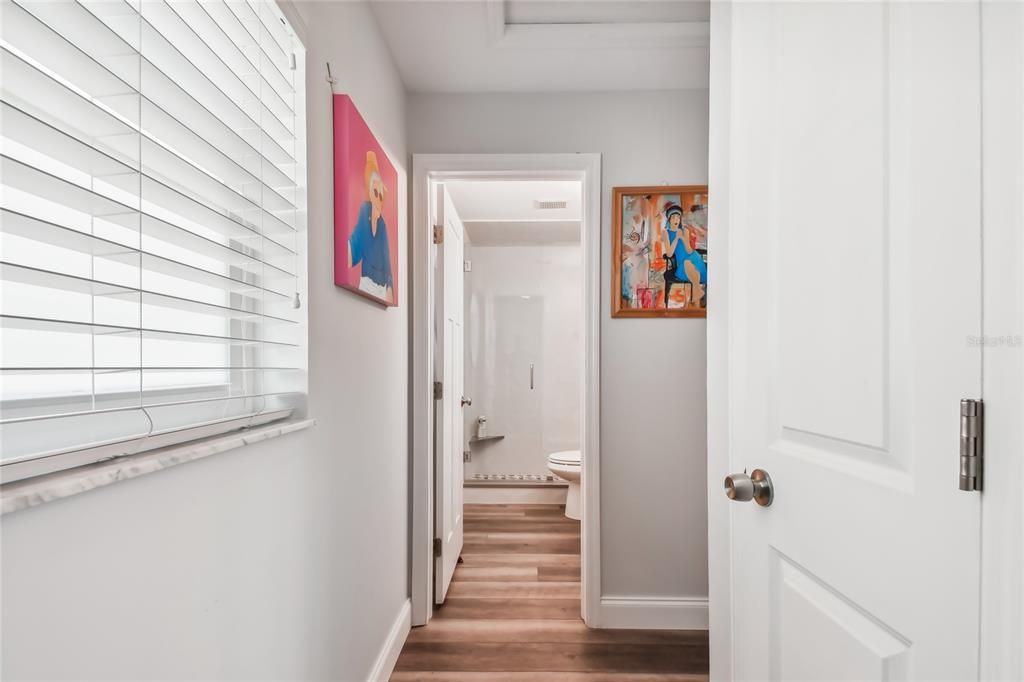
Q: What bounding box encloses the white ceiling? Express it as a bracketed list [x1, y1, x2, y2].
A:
[445, 179, 582, 245]
[369, 0, 710, 93]
[446, 180, 582, 220]
[505, 1, 709, 25]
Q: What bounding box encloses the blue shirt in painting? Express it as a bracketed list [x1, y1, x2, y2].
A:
[349, 201, 393, 289]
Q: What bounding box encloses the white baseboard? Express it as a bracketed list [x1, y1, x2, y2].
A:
[598, 596, 709, 630]
[366, 598, 411, 682]
[463, 486, 568, 505]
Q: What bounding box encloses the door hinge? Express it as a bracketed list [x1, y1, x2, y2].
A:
[433, 381, 443, 400]
[433, 224, 444, 244]
[959, 398, 983, 492]
[464, 259, 472, 272]
[433, 537, 442, 558]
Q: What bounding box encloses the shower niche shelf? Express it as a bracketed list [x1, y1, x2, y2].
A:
[469, 435, 505, 446]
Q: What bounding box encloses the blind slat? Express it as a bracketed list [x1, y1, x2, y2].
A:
[0, 315, 300, 347]
[0, 405, 298, 481]
[226, 0, 293, 83]
[190, 0, 295, 102]
[157, 0, 295, 119]
[0, 153, 297, 257]
[0, 50, 298, 226]
[1, 206, 297, 280]
[0, 255, 299, 325]
[1, 396, 301, 427]
[3, 3, 297, 177]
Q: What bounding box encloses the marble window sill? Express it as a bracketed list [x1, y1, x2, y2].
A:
[1, 418, 316, 516]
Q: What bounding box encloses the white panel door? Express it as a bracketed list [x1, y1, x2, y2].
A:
[725, 2, 982, 679]
[435, 185, 466, 604]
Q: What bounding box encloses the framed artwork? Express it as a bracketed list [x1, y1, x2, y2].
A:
[333, 94, 399, 307]
[612, 185, 708, 318]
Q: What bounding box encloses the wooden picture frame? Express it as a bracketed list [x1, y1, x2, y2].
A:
[612, 185, 708, 318]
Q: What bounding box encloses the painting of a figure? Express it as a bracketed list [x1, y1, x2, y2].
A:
[612, 185, 708, 318]
[333, 94, 399, 306]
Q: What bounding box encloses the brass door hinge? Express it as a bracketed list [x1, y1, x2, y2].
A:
[433, 537, 442, 558]
[433, 224, 444, 244]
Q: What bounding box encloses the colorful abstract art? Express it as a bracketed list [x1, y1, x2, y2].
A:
[612, 185, 708, 318]
[333, 94, 399, 306]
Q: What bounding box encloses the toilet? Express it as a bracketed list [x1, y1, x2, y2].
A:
[546, 450, 581, 520]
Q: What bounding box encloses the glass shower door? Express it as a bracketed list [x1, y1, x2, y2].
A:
[471, 294, 544, 479]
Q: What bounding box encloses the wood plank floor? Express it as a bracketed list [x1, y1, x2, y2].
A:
[391, 504, 709, 681]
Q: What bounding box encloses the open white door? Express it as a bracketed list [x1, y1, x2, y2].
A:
[715, 2, 982, 679]
[434, 184, 466, 604]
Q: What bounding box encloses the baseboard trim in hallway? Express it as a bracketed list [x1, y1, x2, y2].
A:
[392, 674, 708, 681]
[599, 596, 710, 630]
[391, 504, 709, 679]
[369, 598, 411, 682]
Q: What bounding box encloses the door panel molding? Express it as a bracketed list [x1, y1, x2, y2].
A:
[769, 433, 912, 493]
[771, 552, 911, 682]
[769, 0, 892, 453]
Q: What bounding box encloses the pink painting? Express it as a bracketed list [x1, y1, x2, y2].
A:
[333, 94, 399, 306]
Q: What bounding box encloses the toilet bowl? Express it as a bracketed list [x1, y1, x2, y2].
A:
[546, 450, 581, 520]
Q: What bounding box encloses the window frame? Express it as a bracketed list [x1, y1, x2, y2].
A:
[0, 0, 309, 485]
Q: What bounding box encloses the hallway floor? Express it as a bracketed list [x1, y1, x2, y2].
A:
[391, 503, 709, 680]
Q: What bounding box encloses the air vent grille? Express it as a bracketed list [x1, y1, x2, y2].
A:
[535, 200, 568, 210]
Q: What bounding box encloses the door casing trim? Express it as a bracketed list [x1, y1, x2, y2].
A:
[706, 2, 734, 678]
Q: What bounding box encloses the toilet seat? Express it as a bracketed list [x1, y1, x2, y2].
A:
[547, 450, 581, 466]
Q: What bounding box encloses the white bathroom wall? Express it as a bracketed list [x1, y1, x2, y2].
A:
[463, 243, 583, 479]
[1, 3, 412, 679]
[409, 90, 710, 606]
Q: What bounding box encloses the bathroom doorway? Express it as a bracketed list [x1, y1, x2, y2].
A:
[410, 154, 601, 627]
[447, 180, 582, 512]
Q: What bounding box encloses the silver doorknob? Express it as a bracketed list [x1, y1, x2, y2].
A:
[724, 469, 773, 507]
[461, 396, 472, 407]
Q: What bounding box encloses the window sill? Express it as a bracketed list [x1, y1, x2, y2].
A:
[1, 418, 316, 516]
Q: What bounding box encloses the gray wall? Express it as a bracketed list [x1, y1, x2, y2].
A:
[1, 2, 411, 679]
[408, 91, 710, 600]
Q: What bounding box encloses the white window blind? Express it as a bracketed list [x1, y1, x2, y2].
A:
[0, 0, 307, 482]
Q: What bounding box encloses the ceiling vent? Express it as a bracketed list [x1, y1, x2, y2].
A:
[534, 200, 567, 210]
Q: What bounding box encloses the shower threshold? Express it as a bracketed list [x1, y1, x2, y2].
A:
[465, 473, 568, 488]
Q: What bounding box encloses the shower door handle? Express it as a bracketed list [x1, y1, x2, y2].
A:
[530, 364, 534, 390]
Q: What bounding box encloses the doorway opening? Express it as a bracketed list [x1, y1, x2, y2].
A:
[411, 154, 601, 627]
[449, 179, 583, 508]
